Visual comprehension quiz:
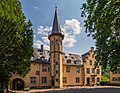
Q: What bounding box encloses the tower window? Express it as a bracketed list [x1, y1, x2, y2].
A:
[56, 79, 59, 82]
[55, 61, 58, 65]
[52, 41, 54, 45]
[56, 39, 58, 45]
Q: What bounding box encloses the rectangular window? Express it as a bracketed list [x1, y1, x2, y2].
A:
[41, 77, 47, 84]
[48, 66, 50, 72]
[55, 61, 58, 65]
[76, 77, 80, 83]
[30, 77, 36, 84]
[36, 71, 40, 75]
[56, 78, 59, 82]
[97, 78, 100, 82]
[92, 78, 95, 83]
[97, 69, 100, 74]
[42, 65, 47, 72]
[63, 77, 67, 83]
[112, 77, 120, 81]
[76, 67, 80, 73]
[55, 71, 58, 74]
[90, 60, 92, 65]
[66, 66, 70, 72]
[52, 41, 54, 45]
[112, 77, 115, 81]
[118, 77, 120, 81]
[86, 68, 90, 74]
[56, 40, 58, 45]
[92, 68, 95, 74]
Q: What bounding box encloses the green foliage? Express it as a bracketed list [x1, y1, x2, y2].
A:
[81, 0, 120, 70]
[100, 75, 109, 85]
[0, 0, 33, 91]
[24, 86, 30, 91]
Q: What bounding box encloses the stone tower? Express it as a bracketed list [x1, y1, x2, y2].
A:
[48, 7, 64, 88]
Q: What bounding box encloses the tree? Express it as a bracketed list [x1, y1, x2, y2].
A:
[81, 0, 120, 70]
[0, 0, 33, 92]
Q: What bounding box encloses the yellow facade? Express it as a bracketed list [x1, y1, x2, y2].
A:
[63, 65, 84, 86]
[110, 69, 120, 85]
[10, 8, 102, 90]
[11, 62, 51, 90]
[10, 47, 101, 89]
[83, 47, 101, 85]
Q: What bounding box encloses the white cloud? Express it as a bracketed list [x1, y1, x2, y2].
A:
[33, 40, 50, 50]
[63, 19, 80, 35]
[35, 19, 81, 48]
[42, 37, 49, 44]
[33, 6, 39, 10]
[37, 26, 52, 36]
[62, 19, 80, 47]
[44, 45, 50, 50]
[33, 40, 43, 48]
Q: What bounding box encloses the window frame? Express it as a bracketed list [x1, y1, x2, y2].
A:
[42, 65, 47, 72]
[41, 77, 47, 84]
[66, 66, 70, 73]
[30, 77, 36, 84]
[76, 77, 80, 83]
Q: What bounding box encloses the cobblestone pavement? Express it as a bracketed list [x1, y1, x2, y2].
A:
[13, 86, 120, 93]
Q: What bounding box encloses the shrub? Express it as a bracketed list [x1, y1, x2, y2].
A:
[100, 76, 109, 85]
[24, 87, 30, 91]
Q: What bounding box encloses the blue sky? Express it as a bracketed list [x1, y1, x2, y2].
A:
[20, 0, 95, 55]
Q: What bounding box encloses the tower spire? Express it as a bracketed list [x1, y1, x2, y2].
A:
[52, 5, 61, 33]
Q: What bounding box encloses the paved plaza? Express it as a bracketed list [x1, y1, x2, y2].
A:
[11, 86, 120, 93]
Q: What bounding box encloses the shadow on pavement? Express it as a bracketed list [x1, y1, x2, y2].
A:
[31, 88, 120, 93]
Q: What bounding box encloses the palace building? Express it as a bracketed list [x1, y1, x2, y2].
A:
[10, 7, 101, 90]
[109, 68, 120, 85]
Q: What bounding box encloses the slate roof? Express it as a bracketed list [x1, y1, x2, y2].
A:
[31, 48, 83, 66]
[82, 52, 89, 61]
[52, 6, 61, 33]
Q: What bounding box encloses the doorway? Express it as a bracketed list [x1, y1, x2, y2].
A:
[12, 78, 24, 90]
[87, 77, 90, 85]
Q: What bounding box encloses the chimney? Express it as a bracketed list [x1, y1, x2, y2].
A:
[41, 45, 44, 52]
[91, 47, 94, 51]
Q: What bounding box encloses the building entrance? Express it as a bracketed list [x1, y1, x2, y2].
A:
[12, 78, 24, 90]
[87, 77, 90, 85]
